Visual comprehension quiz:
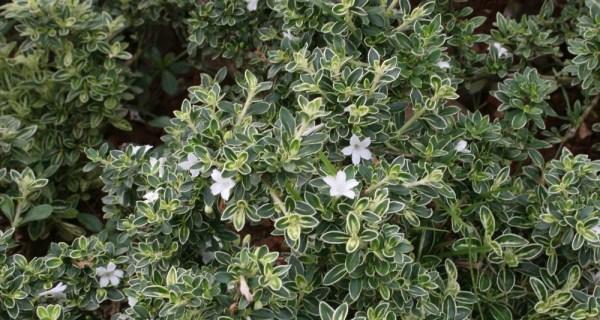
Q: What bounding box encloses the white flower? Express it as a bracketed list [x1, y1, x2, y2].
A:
[245, 0, 258, 11]
[143, 189, 160, 203]
[323, 171, 359, 199]
[96, 262, 124, 288]
[341, 134, 372, 165]
[239, 276, 253, 302]
[454, 140, 470, 153]
[149, 156, 166, 177]
[178, 153, 200, 178]
[594, 271, 600, 283]
[210, 169, 236, 201]
[283, 30, 293, 40]
[436, 60, 451, 69]
[38, 282, 67, 300]
[128, 296, 138, 307]
[128, 110, 143, 122]
[491, 42, 510, 58]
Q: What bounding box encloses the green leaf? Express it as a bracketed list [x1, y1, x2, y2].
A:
[323, 263, 347, 286]
[161, 70, 178, 96]
[332, 303, 348, 320]
[348, 278, 363, 301]
[20, 205, 53, 225]
[443, 296, 456, 320]
[45, 257, 63, 269]
[321, 230, 348, 244]
[345, 251, 361, 273]
[148, 116, 172, 128]
[77, 213, 103, 232]
[279, 107, 295, 135]
[495, 234, 528, 247]
[529, 277, 547, 300]
[166, 266, 178, 286]
[511, 112, 527, 129]
[247, 101, 271, 115]
[489, 303, 512, 320]
[142, 285, 170, 298]
[318, 152, 337, 175]
[319, 302, 335, 320]
[0, 196, 15, 222]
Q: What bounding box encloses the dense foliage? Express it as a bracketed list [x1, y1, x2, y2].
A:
[0, 0, 133, 240]
[1, 0, 599, 319]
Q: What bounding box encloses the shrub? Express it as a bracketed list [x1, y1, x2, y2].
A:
[0, 0, 133, 239]
[566, 0, 600, 95]
[1, 1, 599, 320]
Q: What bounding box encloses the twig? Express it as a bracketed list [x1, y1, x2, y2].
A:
[554, 94, 599, 158]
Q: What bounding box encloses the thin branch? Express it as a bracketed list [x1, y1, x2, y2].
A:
[554, 94, 599, 158]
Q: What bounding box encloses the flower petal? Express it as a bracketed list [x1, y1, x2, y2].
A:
[210, 183, 224, 196]
[211, 169, 221, 181]
[343, 190, 356, 199]
[99, 277, 109, 288]
[113, 269, 124, 278]
[221, 187, 232, 201]
[360, 137, 371, 147]
[225, 178, 236, 189]
[56, 283, 67, 292]
[336, 171, 347, 183]
[341, 146, 353, 156]
[359, 148, 371, 160]
[352, 152, 361, 165]
[346, 179, 359, 189]
[109, 275, 120, 287]
[323, 176, 337, 187]
[349, 135, 360, 146]
[96, 267, 106, 275]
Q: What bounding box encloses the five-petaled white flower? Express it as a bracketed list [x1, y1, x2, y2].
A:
[149, 156, 166, 178]
[437, 60, 451, 69]
[245, 0, 258, 11]
[129, 110, 143, 122]
[454, 140, 470, 153]
[210, 169, 236, 201]
[491, 42, 510, 58]
[143, 189, 160, 203]
[239, 276, 253, 302]
[178, 153, 200, 178]
[96, 262, 124, 288]
[38, 282, 67, 300]
[323, 171, 359, 199]
[342, 134, 372, 165]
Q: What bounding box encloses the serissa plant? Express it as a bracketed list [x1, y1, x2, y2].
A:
[0, 0, 134, 239]
[0, 1, 599, 320]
